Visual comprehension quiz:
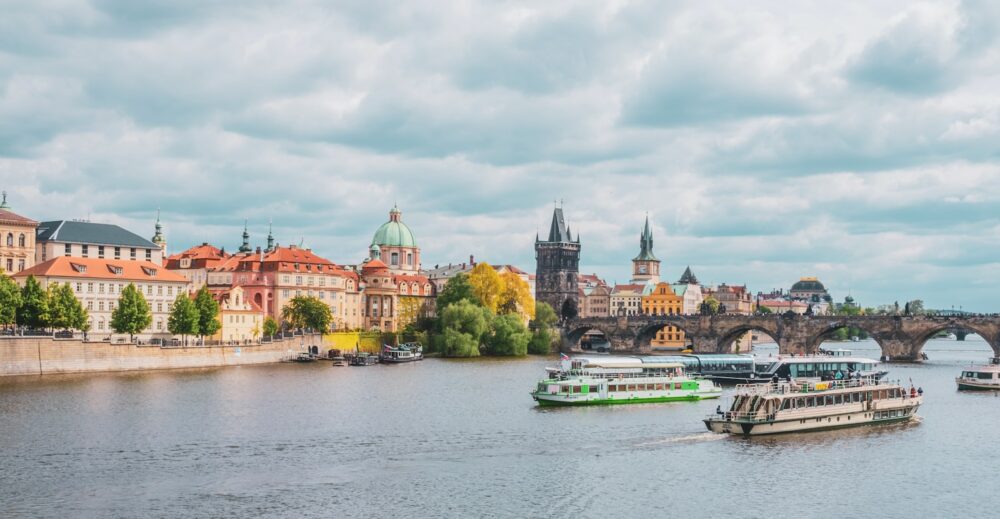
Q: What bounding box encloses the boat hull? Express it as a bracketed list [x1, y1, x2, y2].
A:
[381, 356, 423, 364]
[532, 391, 721, 406]
[704, 407, 919, 436]
[956, 379, 1000, 390]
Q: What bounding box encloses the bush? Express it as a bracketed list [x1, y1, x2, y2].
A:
[485, 314, 530, 356]
[528, 328, 554, 355]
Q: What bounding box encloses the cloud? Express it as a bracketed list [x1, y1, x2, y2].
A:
[1, 0, 999, 311]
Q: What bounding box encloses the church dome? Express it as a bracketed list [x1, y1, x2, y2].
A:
[791, 278, 825, 292]
[371, 205, 417, 248]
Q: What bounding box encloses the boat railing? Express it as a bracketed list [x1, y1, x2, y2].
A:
[733, 377, 900, 396]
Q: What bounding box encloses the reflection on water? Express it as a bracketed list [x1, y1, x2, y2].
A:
[1, 337, 998, 518]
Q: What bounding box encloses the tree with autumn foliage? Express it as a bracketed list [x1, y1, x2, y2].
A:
[497, 271, 535, 320]
[467, 262, 502, 313]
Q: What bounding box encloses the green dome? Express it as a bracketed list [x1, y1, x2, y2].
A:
[371, 206, 417, 247]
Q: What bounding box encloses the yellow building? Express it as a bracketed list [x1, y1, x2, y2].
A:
[641, 282, 687, 350]
[213, 286, 264, 344]
[0, 193, 38, 275]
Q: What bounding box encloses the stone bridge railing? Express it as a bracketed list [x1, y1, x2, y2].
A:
[561, 314, 1000, 362]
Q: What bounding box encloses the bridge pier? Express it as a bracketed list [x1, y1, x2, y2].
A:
[877, 339, 922, 363]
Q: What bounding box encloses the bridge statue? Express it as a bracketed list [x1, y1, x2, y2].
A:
[561, 314, 1000, 362]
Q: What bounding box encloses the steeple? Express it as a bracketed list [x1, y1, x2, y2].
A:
[0, 190, 9, 210]
[547, 206, 569, 242]
[239, 220, 252, 253]
[632, 214, 657, 261]
[266, 219, 275, 252]
[151, 210, 164, 244]
[678, 266, 699, 285]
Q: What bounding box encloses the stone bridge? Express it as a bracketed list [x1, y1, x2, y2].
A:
[562, 314, 1000, 362]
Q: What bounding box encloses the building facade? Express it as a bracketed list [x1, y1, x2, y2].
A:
[641, 282, 686, 350]
[535, 206, 580, 319]
[611, 284, 645, 316]
[578, 273, 611, 318]
[0, 193, 38, 274]
[165, 243, 229, 289]
[14, 257, 188, 340]
[36, 220, 165, 265]
[213, 286, 264, 343]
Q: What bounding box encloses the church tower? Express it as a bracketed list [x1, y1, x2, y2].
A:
[535, 204, 581, 320]
[630, 215, 660, 285]
[151, 210, 167, 265]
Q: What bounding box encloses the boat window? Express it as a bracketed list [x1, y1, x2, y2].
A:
[834, 395, 843, 405]
[573, 386, 582, 394]
[589, 386, 599, 393]
[825, 396, 835, 406]
[978, 372, 994, 380]
[561, 386, 570, 393]
[627, 384, 636, 391]
[781, 399, 792, 410]
[852, 392, 861, 403]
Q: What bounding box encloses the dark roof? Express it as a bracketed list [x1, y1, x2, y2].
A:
[36, 220, 158, 248]
[547, 207, 569, 242]
[678, 266, 699, 285]
[791, 279, 826, 292]
[632, 215, 657, 261]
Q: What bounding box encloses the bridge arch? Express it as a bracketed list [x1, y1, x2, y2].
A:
[634, 318, 697, 353]
[910, 322, 1000, 358]
[563, 323, 617, 353]
[716, 324, 780, 354]
[806, 320, 886, 354]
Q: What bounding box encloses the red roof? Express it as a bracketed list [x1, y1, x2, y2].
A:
[14, 257, 188, 283]
[362, 259, 389, 272]
[613, 284, 645, 292]
[165, 243, 229, 269]
[0, 208, 38, 226]
[394, 274, 430, 284]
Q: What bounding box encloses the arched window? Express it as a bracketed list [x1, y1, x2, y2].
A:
[19, 234, 26, 247]
[5, 233, 12, 247]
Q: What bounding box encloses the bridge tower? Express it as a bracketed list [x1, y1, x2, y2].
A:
[535, 205, 581, 320]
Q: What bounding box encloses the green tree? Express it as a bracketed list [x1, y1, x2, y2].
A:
[531, 302, 558, 330]
[468, 262, 503, 313]
[47, 283, 88, 331]
[757, 304, 773, 314]
[436, 273, 477, 311]
[0, 270, 23, 329]
[18, 275, 49, 329]
[193, 287, 221, 340]
[282, 296, 332, 332]
[168, 293, 200, 345]
[704, 296, 720, 315]
[111, 283, 152, 342]
[262, 316, 279, 337]
[528, 327, 554, 355]
[440, 300, 491, 357]
[527, 302, 558, 355]
[907, 299, 925, 316]
[485, 313, 531, 356]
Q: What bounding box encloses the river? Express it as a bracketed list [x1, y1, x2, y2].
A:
[1, 337, 998, 518]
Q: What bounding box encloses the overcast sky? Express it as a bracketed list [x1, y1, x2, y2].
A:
[1, 0, 999, 311]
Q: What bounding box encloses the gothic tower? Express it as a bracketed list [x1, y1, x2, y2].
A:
[535, 205, 581, 320]
[630, 215, 660, 285]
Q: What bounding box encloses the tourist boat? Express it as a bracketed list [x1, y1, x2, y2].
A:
[956, 359, 1000, 390]
[292, 352, 316, 363]
[704, 378, 922, 436]
[381, 343, 424, 363]
[748, 353, 887, 383]
[530, 356, 721, 406]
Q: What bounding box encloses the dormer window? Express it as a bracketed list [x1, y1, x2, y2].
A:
[142, 267, 157, 277]
[70, 263, 87, 274]
[107, 265, 123, 276]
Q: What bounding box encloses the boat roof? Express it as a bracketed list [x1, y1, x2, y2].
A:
[573, 356, 684, 369]
[761, 355, 879, 364]
[963, 364, 1000, 372]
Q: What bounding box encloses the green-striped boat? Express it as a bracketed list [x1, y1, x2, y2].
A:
[531, 356, 721, 406]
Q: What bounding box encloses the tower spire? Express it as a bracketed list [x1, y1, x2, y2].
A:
[0, 190, 8, 210]
[239, 219, 251, 253]
[266, 219, 275, 251]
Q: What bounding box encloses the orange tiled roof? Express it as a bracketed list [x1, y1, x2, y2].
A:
[394, 273, 430, 283]
[0, 208, 38, 226]
[362, 259, 389, 272]
[14, 257, 188, 283]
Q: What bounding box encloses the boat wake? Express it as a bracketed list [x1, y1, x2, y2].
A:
[637, 432, 725, 447]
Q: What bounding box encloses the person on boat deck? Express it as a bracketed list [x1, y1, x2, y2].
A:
[835, 370, 844, 380]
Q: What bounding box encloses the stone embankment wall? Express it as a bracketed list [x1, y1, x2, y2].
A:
[0, 336, 321, 377]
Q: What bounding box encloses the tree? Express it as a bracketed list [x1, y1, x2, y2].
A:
[282, 296, 332, 332]
[262, 316, 279, 337]
[48, 283, 88, 331]
[436, 273, 477, 311]
[468, 262, 503, 313]
[168, 293, 199, 345]
[703, 296, 720, 315]
[527, 301, 558, 355]
[528, 327, 554, 355]
[485, 313, 531, 356]
[531, 302, 559, 330]
[194, 287, 221, 340]
[18, 275, 49, 329]
[111, 283, 152, 341]
[907, 299, 925, 316]
[497, 271, 535, 320]
[0, 270, 23, 329]
[440, 299, 491, 357]
[757, 304, 773, 314]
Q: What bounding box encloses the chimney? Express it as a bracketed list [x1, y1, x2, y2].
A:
[470, 255, 475, 265]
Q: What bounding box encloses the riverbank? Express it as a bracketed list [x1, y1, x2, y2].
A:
[0, 335, 322, 377]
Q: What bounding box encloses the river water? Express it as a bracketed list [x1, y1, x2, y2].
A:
[1, 337, 998, 518]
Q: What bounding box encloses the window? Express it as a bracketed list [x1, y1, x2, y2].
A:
[156, 303, 162, 312]
[5, 233, 11, 246]
[87, 301, 93, 310]
[296, 276, 302, 285]
[98, 302, 104, 311]
[168, 286, 173, 296]
[98, 246, 105, 258]
[64, 243, 72, 256]
[146, 250, 152, 261]
[81, 244, 89, 257]
[146, 285, 152, 295]
[5, 259, 11, 272]
[98, 320, 104, 331]
[17, 259, 24, 272]
[157, 286, 163, 296]
[391, 252, 399, 265]
[98, 283, 104, 294]
[76, 283, 82, 293]
[114, 247, 120, 259]
[129, 248, 136, 260]
[87, 283, 94, 293]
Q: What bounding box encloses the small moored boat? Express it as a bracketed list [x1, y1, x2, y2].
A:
[705, 377, 922, 436]
[381, 343, 424, 363]
[956, 359, 1000, 390]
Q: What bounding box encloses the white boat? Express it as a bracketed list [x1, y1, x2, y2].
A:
[956, 360, 1000, 390]
[704, 378, 922, 436]
[531, 356, 721, 406]
[750, 352, 887, 383]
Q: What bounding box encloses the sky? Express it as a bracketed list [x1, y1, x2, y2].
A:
[1, 0, 999, 311]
